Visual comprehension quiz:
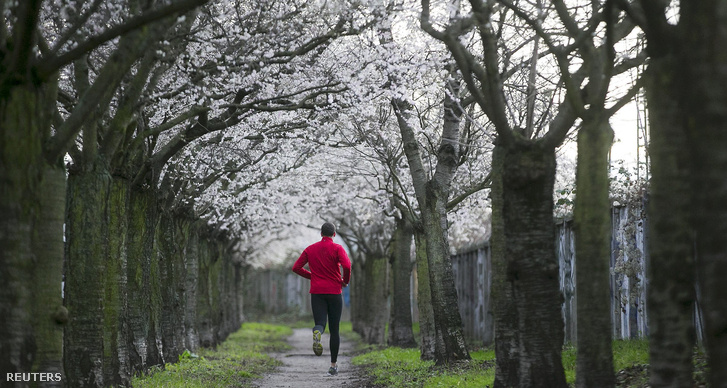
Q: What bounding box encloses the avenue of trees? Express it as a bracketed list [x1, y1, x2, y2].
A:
[1, 1, 726, 388]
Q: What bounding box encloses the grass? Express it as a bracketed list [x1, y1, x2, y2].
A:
[129, 321, 705, 387]
[131, 322, 292, 387]
[352, 339, 656, 388]
[352, 347, 495, 388]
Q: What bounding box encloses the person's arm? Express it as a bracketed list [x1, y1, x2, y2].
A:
[339, 246, 351, 285]
[292, 250, 312, 279]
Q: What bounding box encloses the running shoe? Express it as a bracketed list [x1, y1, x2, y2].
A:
[327, 365, 338, 376]
[312, 330, 323, 356]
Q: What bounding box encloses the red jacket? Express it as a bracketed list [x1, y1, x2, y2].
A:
[292, 236, 351, 294]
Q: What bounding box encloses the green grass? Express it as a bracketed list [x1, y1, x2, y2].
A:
[612, 339, 650, 370]
[132, 322, 292, 387]
[352, 347, 496, 388]
[352, 339, 653, 388]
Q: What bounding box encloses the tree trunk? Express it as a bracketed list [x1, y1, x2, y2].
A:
[30, 164, 67, 387]
[388, 217, 417, 348]
[64, 162, 112, 388]
[574, 118, 615, 387]
[413, 229, 437, 360]
[359, 254, 389, 344]
[421, 195, 470, 364]
[0, 84, 63, 384]
[643, 58, 696, 387]
[350, 251, 366, 336]
[184, 224, 201, 351]
[491, 144, 519, 388]
[501, 140, 566, 388]
[235, 263, 245, 327]
[207, 241, 223, 344]
[103, 177, 131, 385]
[394, 66, 470, 363]
[681, 3, 727, 384]
[126, 188, 163, 371]
[157, 213, 188, 362]
[196, 238, 214, 347]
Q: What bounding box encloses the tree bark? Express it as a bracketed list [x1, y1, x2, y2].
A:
[491, 143, 519, 388]
[30, 164, 67, 387]
[421, 192, 470, 363]
[359, 254, 389, 344]
[157, 213, 189, 362]
[207, 241, 223, 344]
[196, 238, 214, 347]
[350, 252, 366, 336]
[64, 161, 112, 388]
[413, 229, 437, 360]
[388, 217, 417, 348]
[574, 117, 615, 387]
[681, 3, 727, 384]
[125, 188, 163, 371]
[183, 224, 201, 351]
[643, 55, 696, 388]
[0, 84, 62, 384]
[501, 140, 566, 388]
[103, 177, 131, 385]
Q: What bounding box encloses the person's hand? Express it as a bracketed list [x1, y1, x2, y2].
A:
[343, 283, 348, 288]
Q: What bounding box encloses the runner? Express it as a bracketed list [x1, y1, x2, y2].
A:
[292, 222, 352, 376]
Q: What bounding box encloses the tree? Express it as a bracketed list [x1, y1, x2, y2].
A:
[626, 2, 695, 386]
[0, 0, 209, 382]
[338, 218, 392, 344]
[325, 101, 418, 347]
[392, 60, 472, 363]
[300, 141, 396, 344]
[422, 1, 571, 383]
[424, 0, 644, 384]
[501, 2, 643, 386]
[630, 1, 727, 385]
[375, 1, 491, 360]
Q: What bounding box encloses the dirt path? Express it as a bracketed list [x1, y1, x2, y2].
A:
[254, 327, 366, 388]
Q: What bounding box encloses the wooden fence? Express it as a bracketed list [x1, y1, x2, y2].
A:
[452, 205, 650, 345]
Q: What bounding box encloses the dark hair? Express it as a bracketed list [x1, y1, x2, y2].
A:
[321, 222, 336, 237]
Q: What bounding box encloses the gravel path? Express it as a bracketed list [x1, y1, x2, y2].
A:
[254, 327, 366, 388]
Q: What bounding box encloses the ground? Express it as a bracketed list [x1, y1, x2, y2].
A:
[255, 327, 369, 388]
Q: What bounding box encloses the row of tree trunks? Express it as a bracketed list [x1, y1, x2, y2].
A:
[63, 171, 244, 387]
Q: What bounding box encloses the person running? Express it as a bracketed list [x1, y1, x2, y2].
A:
[292, 222, 351, 376]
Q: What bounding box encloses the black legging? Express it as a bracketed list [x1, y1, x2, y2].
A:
[311, 293, 343, 363]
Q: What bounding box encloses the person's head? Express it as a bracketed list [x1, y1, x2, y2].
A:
[321, 222, 336, 237]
